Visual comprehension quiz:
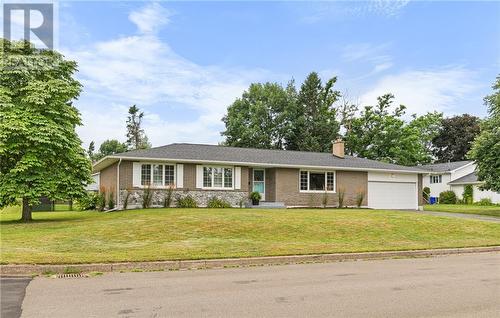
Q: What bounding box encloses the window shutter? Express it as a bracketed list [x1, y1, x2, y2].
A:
[234, 167, 241, 190]
[196, 165, 203, 188]
[176, 164, 184, 188]
[132, 162, 142, 187]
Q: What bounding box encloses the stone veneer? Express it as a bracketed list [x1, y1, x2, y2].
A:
[119, 189, 249, 209]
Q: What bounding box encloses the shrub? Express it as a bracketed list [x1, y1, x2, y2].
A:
[462, 185, 474, 204]
[475, 198, 493, 206]
[176, 194, 198, 208]
[337, 188, 345, 208]
[142, 186, 153, 209]
[423, 187, 430, 203]
[355, 190, 365, 208]
[439, 191, 457, 204]
[76, 192, 98, 211]
[122, 190, 131, 210]
[250, 192, 261, 201]
[207, 196, 231, 208]
[163, 186, 174, 208]
[97, 186, 106, 211]
[321, 191, 328, 208]
[107, 190, 115, 210]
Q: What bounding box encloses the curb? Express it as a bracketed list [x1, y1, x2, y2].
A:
[2, 246, 499, 276]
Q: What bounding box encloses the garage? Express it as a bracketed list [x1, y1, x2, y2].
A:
[367, 172, 418, 210]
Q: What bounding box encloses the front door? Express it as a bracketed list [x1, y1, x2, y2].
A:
[252, 169, 265, 201]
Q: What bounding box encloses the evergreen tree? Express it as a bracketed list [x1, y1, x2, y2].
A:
[126, 105, 151, 150]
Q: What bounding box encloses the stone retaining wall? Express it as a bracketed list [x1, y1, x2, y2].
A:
[120, 189, 249, 209]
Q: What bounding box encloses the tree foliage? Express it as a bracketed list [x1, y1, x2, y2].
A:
[469, 75, 500, 192]
[0, 39, 91, 221]
[126, 105, 151, 150]
[222, 82, 293, 149]
[344, 94, 442, 166]
[93, 139, 128, 161]
[222, 72, 340, 152]
[432, 114, 480, 162]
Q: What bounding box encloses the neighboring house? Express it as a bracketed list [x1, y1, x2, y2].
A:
[419, 161, 500, 203]
[92, 141, 425, 210]
[85, 173, 100, 192]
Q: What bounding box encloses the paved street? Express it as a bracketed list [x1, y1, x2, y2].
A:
[14, 253, 500, 317]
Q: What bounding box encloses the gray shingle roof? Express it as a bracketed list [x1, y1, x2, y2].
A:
[418, 160, 472, 173]
[107, 143, 422, 172]
[448, 172, 480, 185]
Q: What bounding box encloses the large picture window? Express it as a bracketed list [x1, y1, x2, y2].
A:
[203, 166, 233, 189]
[299, 170, 336, 192]
[141, 163, 175, 187]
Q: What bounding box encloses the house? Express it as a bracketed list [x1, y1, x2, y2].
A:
[92, 141, 425, 210]
[420, 161, 500, 203]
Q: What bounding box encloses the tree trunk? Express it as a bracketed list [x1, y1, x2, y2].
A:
[69, 200, 73, 211]
[21, 197, 33, 222]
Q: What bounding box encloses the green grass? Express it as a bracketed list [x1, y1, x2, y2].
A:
[424, 204, 500, 217]
[1, 206, 499, 264]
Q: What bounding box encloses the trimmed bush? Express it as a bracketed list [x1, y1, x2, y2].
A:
[475, 198, 493, 206]
[142, 186, 153, 209]
[207, 196, 232, 208]
[439, 190, 457, 204]
[163, 186, 174, 208]
[176, 194, 198, 208]
[462, 185, 473, 204]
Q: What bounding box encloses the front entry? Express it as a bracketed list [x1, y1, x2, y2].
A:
[252, 169, 265, 201]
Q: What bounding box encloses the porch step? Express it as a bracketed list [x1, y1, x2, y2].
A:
[246, 201, 286, 209]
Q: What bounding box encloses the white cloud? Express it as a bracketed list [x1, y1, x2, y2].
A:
[360, 66, 480, 115]
[68, 3, 275, 148]
[128, 2, 172, 34]
[342, 43, 394, 76]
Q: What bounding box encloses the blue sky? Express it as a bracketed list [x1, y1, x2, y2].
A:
[10, 1, 500, 147]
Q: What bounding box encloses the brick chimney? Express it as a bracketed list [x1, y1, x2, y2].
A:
[332, 139, 345, 158]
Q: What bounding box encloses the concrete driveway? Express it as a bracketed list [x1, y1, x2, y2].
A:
[19, 252, 500, 317]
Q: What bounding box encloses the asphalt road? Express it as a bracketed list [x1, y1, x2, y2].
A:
[19, 253, 500, 317]
[1, 277, 31, 318]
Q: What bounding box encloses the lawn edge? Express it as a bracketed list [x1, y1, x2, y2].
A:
[2, 246, 499, 276]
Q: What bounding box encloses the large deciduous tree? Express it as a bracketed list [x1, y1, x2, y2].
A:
[126, 105, 151, 150]
[432, 114, 480, 162]
[222, 82, 293, 149]
[222, 72, 340, 152]
[0, 40, 92, 221]
[468, 76, 500, 192]
[344, 94, 442, 166]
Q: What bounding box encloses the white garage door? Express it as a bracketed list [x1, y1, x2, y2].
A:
[368, 181, 417, 210]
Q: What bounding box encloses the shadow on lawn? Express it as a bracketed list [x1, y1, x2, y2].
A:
[0, 212, 93, 225]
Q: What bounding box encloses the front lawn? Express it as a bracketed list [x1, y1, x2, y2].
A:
[1, 207, 499, 264]
[424, 204, 500, 218]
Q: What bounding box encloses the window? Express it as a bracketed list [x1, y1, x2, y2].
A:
[140, 163, 175, 187]
[141, 164, 151, 186]
[430, 175, 442, 184]
[203, 166, 233, 189]
[299, 170, 336, 192]
[165, 165, 175, 186]
[309, 172, 325, 191]
[300, 171, 308, 191]
[153, 164, 163, 186]
[326, 172, 335, 191]
[203, 167, 213, 187]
